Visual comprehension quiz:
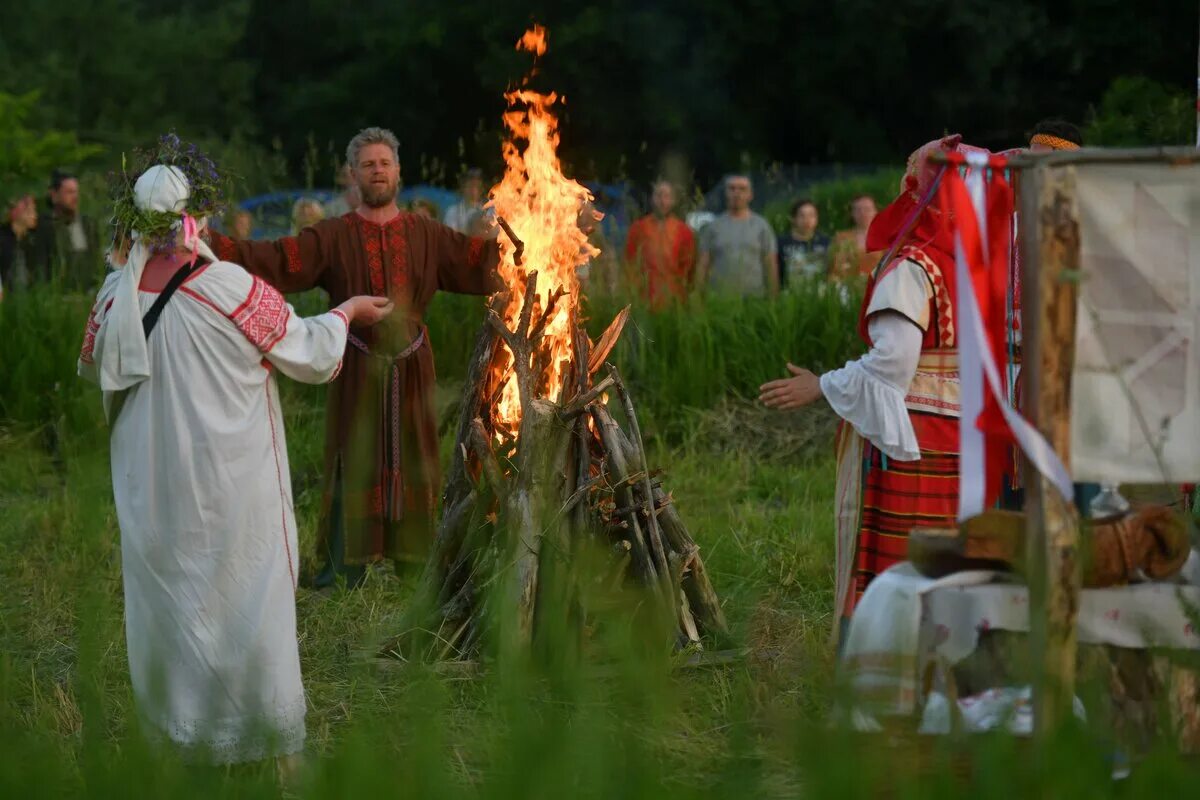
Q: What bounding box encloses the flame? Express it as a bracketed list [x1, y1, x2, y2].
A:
[488, 26, 596, 440]
[517, 25, 548, 56]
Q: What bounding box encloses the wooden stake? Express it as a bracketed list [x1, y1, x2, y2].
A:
[1021, 164, 1083, 737]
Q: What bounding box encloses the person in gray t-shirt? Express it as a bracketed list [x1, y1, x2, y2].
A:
[696, 174, 779, 297]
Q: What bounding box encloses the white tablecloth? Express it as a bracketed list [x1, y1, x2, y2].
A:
[922, 576, 1200, 668]
[842, 555, 1200, 717]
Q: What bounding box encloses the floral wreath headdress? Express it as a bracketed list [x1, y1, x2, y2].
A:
[108, 132, 226, 253]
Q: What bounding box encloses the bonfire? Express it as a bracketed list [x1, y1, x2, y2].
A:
[386, 26, 724, 661]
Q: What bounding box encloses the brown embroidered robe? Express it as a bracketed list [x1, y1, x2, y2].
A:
[211, 211, 500, 563]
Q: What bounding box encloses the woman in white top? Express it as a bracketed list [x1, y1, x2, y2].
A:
[79, 162, 392, 768]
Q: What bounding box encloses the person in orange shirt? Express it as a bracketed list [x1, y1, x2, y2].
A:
[829, 194, 882, 282]
[624, 180, 696, 308]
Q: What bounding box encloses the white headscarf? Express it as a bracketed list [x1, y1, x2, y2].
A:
[96, 164, 219, 392]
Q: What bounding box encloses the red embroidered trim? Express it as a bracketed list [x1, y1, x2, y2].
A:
[386, 216, 410, 295]
[329, 359, 344, 382]
[282, 237, 302, 274]
[897, 246, 956, 348]
[212, 231, 238, 262]
[355, 216, 386, 295]
[179, 285, 225, 317]
[265, 385, 297, 590]
[466, 236, 484, 269]
[79, 307, 101, 365]
[353, 213, 409, 296]
[232, 277, 291, 353]
[330, 308, 349, 329]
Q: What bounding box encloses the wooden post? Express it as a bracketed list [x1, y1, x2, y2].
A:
[1020, 164, 1083, 738]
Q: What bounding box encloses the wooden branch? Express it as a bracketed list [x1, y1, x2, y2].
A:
[442, 325, 498, 510]
[573, 323, 593, 535]
[558, 375, 615, 420]
[517, 270, 539, 339]
[590, 404, 663, 596]
[558, 473, 605, 518]
[1022, 164, 1083, 737]
[932, 146, 1200, 170]
[486, 308, 523, 357]
[607, 364, 672, 598]
[650, 480, 727, 635]
[529, 287, 567, 344]
[589, 305, 631, 375]
[469, 418, 506, 498]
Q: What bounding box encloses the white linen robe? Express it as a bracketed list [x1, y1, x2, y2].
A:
[79, 259, 348, 763]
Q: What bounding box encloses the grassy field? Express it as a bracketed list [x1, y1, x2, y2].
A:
[2, 282, 1199, 796]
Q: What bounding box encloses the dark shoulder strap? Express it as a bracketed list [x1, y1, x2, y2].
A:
[142, 259, 206, 338]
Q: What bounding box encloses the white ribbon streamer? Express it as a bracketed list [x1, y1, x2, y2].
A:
[955, 153, 1073, 520]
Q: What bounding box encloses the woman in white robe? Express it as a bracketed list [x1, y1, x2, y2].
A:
[78, 164, 392, 765]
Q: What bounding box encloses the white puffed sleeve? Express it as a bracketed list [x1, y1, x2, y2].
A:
[819, 312, 924, 461]
[263, 305, 349, 384]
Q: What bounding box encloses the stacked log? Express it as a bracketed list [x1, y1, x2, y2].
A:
[385, 273, 726, 662]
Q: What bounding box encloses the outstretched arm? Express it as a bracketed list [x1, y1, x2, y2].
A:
[208, 219, 337, 294]
[759, 311, 923, 461]
[429, 217, 504, 295]
[267, 295, 393, 384]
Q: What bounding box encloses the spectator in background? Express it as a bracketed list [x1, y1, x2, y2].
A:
[291, 198, 325, 234]
[625, 180, 695, 308]
[777, 198, 831, 288]
[464, 209, 495, 239]
[443, 168, 485, 233]
[0, 194, 52, 297]
[829, 194, 881, 281]
[323, 163, 361, 218]
[695, 174, 778, 297]
[410, 198, 439, 220]
[46, 170, 102, 289]
[226, 208, 255, 240]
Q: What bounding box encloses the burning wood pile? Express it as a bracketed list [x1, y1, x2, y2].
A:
[384, 27, 725, 661]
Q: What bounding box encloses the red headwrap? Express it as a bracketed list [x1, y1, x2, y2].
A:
[865, 134, 972, 263]
[857, 135, 968, 345]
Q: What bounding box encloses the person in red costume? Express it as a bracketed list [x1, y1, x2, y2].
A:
[760, 134, 984, 632]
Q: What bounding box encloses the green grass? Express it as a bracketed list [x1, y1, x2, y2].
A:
[3, 284, 1200, 796]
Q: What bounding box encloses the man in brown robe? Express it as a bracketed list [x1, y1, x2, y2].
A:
[209, 127, 505, 587]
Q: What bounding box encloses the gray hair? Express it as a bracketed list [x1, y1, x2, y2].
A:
[346, 127, 400, 167]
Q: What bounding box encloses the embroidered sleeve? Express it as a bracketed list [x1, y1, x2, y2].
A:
[431, 216, 502, 295]
[261, 304, 349, 386]
[207, 220, 335, 294]
[77, 272, 121, 382]
[79, 304, 103, 365]
[231, 276, 291, 354]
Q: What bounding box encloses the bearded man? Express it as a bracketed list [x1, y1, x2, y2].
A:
[209, 126, 517, 587]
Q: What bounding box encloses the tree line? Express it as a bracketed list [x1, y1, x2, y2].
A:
[1, 0, 1195, 191]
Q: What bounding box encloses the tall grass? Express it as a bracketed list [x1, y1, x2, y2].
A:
[3, 278, 862, 445]
[5, 252, 1200, 796]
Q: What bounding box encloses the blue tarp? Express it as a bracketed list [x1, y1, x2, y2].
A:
[230, 182, 638, 244]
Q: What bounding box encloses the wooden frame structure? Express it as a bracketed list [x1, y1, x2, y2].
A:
[934, 146, 1200, 741]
